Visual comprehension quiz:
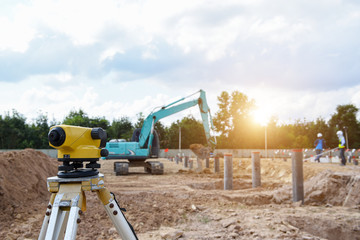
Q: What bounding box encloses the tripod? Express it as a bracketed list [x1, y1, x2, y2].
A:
[38, 173, 138, 240]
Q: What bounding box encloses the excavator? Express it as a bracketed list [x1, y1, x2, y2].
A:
[103, 89, 217, 175]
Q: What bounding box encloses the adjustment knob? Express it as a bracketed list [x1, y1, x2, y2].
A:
[100, 149, 109, 157]
[91, 128, 106, 140]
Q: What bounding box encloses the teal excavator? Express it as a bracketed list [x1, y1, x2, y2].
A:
[103, 89, 216, 175]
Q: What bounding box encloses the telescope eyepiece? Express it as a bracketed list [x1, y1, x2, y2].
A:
[49, 127, 66, 146]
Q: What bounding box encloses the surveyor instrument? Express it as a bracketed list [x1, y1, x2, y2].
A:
[39, 125, 138, 240]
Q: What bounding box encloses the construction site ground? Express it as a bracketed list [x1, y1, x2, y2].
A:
[1, 149, 360, 240]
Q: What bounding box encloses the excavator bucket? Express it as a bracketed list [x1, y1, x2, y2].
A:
[190, 144, 212, 159]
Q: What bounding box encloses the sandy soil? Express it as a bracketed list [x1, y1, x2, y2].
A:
[1, 149, 360, 240]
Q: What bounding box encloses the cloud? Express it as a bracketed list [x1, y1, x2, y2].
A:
[0, 0, 360, 124]
[245, 83, 360, 124]
[1, 0, 359, 88]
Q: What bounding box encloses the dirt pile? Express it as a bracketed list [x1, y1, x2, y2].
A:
[0, 149, 57, 214]
[215, 164, 360, 208]
[304, 170, 360, 206]
[189, 144, 211, 159]
[258, 170, 360, 207]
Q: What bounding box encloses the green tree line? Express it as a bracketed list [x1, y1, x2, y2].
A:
[1, 91, 359, 150]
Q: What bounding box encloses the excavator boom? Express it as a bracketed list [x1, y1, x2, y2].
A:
[139, 90, 216, 149]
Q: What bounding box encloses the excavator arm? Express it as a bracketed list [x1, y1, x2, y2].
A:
[138, 89, 216, 150]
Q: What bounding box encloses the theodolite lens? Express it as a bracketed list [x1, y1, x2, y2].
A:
[48, 127, 66, 146]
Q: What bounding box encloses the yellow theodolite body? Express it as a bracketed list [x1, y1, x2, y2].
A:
[49, 125, 104, 160]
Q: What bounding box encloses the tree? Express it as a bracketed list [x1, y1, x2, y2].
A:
[329, 104, 360, 148]
[304, 117, 331, 149]
[213, 91, 231, 137]
[62, 109, 109, 129]
[107, 117, 134, 141]
[89, 117, 110, 130]
[166, 116, 206, 149]
[213, 91, 255, 148]
[293, 135, 311, 148]
[0, 110, 28, 149]
[134, 112, 145, 129]
[265, 116, 281, 149]
[63, 109, 90, 126]
[25, 113, 50, 148]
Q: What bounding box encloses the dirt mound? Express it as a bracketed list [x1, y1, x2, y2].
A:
[0, 149, 57, 217]
[223, 169, 360, 207]
[304, 170, 360, 206]
[271, 170, 360, 207]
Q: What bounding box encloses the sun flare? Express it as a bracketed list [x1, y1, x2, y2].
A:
[252, 107, 272, 126]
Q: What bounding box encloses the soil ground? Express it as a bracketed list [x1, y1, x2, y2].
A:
[1, 149, 360, 240]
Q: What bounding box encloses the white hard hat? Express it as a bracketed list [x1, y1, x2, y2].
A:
[336, 130, 343, 136]
[317, 133, 322, 138]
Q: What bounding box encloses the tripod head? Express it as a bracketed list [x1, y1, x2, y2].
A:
[48, 125, 109, 178]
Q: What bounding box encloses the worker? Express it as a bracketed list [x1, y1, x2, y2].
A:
[337, 130, 346, 166]
[314, 133, 326, 162]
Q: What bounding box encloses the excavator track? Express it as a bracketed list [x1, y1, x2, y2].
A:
[145, 161, 164, 175]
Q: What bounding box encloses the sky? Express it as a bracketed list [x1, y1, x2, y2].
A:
[0, 0, 360, 126]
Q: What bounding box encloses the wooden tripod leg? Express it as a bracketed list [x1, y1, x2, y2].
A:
[97, 188, 138, 240]
[39, 193, 56, 240]
[63, 203, 81, 239]
[41, 183, 85, 240]
[43, 192, 67, 240]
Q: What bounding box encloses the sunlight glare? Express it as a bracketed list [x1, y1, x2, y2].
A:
[252, 107, 271, 126]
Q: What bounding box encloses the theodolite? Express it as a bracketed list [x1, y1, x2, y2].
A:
[39, 125, 138, 240]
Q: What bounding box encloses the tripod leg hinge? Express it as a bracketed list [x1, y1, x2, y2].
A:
[96, 188, 113, 205]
